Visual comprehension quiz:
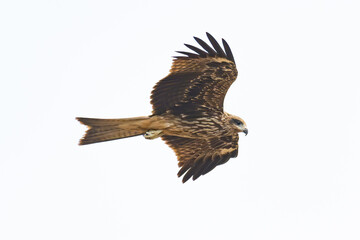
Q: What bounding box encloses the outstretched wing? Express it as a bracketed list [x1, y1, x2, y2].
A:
[161, 134, 239, 183]
[151, 32, 238, 116]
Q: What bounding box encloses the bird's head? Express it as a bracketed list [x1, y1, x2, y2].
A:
[227, 114, 248, 136]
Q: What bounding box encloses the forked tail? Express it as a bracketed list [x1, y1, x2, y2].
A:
[76, 116, 150, 145]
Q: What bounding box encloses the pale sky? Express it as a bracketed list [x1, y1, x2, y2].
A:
[1, 0, 360, 239]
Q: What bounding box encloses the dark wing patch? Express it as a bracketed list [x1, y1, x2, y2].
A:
[151, 72, 200, 114]
[151, 33, 238, 115]
[161, 134, 239, 183]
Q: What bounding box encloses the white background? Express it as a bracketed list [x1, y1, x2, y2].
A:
[1, 0, 359, 239]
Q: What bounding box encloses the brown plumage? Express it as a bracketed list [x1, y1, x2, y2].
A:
[77, 32, 248, 183]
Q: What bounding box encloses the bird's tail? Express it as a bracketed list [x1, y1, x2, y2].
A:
[76, 116, 151, 145]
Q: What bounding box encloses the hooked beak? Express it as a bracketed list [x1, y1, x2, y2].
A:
[243, 128, 248, 136]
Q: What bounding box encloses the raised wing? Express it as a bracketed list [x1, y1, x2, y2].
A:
[151, 33, 238, 116]
[161, 134, 239, 183]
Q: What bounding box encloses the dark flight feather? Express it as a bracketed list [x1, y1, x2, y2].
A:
[222, 39, 235, 63]
[192, 156, 213, 181]
[206, 32, 227, 58]
[202, 155, 223, 175]
[184, 44, 208, 57]
[175, 51, 199, 58]
[193, 37, 217, 56]
[177, 164, 191, 178]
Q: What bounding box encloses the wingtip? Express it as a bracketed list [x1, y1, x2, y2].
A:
[206, 32, 213, 38]
[181, 175, 190, 183]
[76, 117, 86, 125]
[222, 38, 235, 63]
[181, 168, 195, 183]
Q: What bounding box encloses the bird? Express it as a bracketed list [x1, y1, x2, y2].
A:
[76, 32, 248, 183]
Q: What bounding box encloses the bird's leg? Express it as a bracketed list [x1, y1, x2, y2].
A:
[144, 130, 163, 140]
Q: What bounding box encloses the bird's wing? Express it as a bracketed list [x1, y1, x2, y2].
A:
[161, 134, 239, 183]
[151, 32, 238, 116]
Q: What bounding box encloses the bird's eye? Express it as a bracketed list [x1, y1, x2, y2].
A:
[232, 119, 242, 126]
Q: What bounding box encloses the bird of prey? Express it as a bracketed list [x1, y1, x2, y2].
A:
[77, 32, 248, 183]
